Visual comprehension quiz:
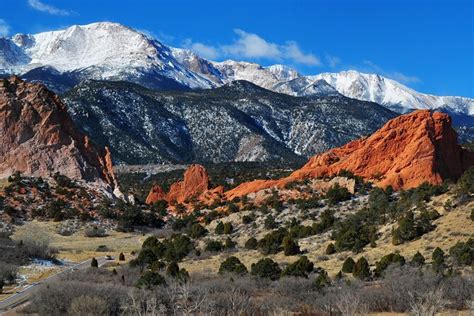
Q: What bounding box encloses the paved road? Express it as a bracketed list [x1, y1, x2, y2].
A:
[0, 257, 108, 312]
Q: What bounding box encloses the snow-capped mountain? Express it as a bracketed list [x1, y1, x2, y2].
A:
[272, 77, 339, 97]
[210, 60, 301, 90]
[3, 22, 216, 90]
[1, 21, 472, 119]
[311, 71, 474, 115]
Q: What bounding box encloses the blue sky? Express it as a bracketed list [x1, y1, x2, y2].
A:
[1, 0, 472, 97]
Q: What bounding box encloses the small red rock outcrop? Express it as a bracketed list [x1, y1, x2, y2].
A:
[146, 164, 213, 205]
[145, 185, 167, 205]
[0, 76, 119, 190]
[226, 110, 474, 199]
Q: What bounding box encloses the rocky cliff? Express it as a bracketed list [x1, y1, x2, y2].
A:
[226, 110, 474, 199]
[0, 76, 118, 191]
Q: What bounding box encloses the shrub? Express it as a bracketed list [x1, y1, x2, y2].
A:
[69, 295, 108, 316]
[312, 209, 336, 234]
[84, 226, 108, 238]
[224, 237, 236, 249]
[458, 167, 474, 195]
[90, 257, 98, 268]
[264, 215, 278, 229]
[136, 271, 166, 288]
[314, 270, 331, 289]
[242, 215, 253, 224]
[325, 183, 351, 205]
[282, 237, 300, 256]
[219, 256, 248, 275]
[119, 253, 125, 261]
[245, 237, 258, 250]
[223, 222, 233, 234]
[353, 257, 370, 280]
[166, 262, 189, 280]
[471, 209, 474, 221]
[432, 247, 445, 271]
[258, 228, 288, 254]
[325, 243, 336, 255]
[449, 238, 473, 266]
[206, 240, 224, 252]
[374, 253, 405, 276]
[251, 258, 281, 280]
[150, 260, 166, 272]
[332, 208, 378, 252]
[411, 251, 425, 267]
[391, 210, 436, 245]
[281, 256, 314, 278]
[189, 223, 208, 239]
[227, 202, 239, 213]
[215, 221, 224, 234]
[341, 257, 355, 273]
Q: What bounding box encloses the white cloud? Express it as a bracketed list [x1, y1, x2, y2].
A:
[222, 29, 281, 59]
[325, 54, 341, 68]
[0, 19, 9, 37]
[184, 29, 320, 66]
[283, 41, 320, 66]
[182, 39, 219, 60]
[28, 0, 71, 16]
[362, 60, 421, 84]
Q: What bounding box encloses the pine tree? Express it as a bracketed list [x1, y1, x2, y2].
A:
[91, 257, 98, 268]
[411, 251, 425, 267]
[325, 243, 336, 255]
[341, 257, 355, 273]
[282, 237, 300, 256]
[353, 257, 370, 280]
[432, 247, 445, 271]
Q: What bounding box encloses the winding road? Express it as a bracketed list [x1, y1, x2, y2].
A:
[0, 257, 108, 313]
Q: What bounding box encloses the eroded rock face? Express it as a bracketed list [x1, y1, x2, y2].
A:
[226, 110, 474, 198]
[167, 164, 209, 204]
[146, 164, 211, 205]
[145, 185, 167, 205]
[0, 76, 118, 190]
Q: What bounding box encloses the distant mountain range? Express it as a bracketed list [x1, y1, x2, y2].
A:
[63, 80, 395, 164]
[0, 22, 472, 164]
[1, 22, 472, 113]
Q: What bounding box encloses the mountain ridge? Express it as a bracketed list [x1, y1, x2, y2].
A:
[1, 21, 471, 118]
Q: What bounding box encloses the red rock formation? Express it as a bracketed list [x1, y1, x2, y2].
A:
[145, 164, 211, 206]
[145, 185, 167, 205]
[167, 164, 209, 204]
[226, 110, 474, 199]
[0, 76, 118, 190]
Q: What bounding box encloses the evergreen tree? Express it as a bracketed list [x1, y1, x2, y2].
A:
[251, 258, 281, 280]
[411, 251, 425, 267]
[282, 237, 300, 256]
[219, 256, 248, 275]
[341, 257, 355, 273]
[91, 257, 98, 268]
[353, 257, 370, 280]
[325, 243, 336, 255]
[432, 247, 445, 271]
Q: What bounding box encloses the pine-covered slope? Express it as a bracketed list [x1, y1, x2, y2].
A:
[63, 80, 396, 165]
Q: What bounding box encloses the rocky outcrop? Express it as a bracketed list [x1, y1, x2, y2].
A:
[0, 76, 118, 190]
[145, 185, 167, 205]
[226, 110, 474, 199]
[167, 164, 209, 204]
[146, 164, 212, 205]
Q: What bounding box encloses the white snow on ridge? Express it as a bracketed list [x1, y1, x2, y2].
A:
[312, 71, 474, 115]
[1, 21, 472, 115]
